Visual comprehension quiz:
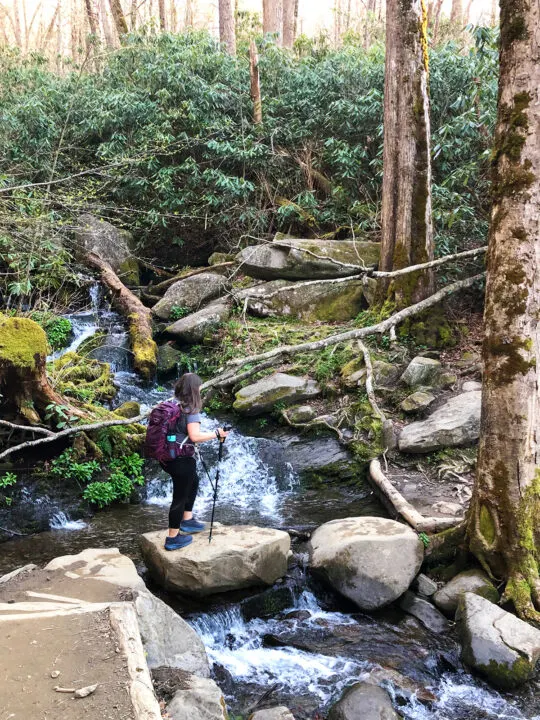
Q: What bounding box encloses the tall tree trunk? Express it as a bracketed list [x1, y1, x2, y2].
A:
[282, 0, 295, 47]
[450, 0, 462, 25]
[100, 0, 116, 47]
[249, 39, 262, 124]
[293, 0, 299, 38]
[263, 0, 282, 44]
[218, 0, 236, 53]
[184, 0, 193, 27]
[109, 0, 128, 36]
[84, 0, 100, 67]
[464, 0, 473, 24]
[490, 0, 497, 25]
[56, 0, 62, 71]
[378, 0, 434, 307]
[12, 0, 22, 46]
[467, 0, 540, 622]
[158, 0, 167, 29]
[432, 0, 443, 42]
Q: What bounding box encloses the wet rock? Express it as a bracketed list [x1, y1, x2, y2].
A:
[327, 681, 401, 720]
[140, 525, 291, 596]
[236, 239, 380, 280]
[399, 591, 450, 634]
[413, 573, 438, 598]
[45, 547, 146, 591]
[74, 213, 139, 284]
[400, 391, 436, 413]
[433, 569, 499, 617]
[135, 591, 210, 677]
[400, 357, 442, 388]
[233, 373, 321, 416]
[234, 277, 366, 322]
[165, 301, 230, 344]
[208, 252, 235, 265]
[457, 593, 540, 689]
[114, 401, 141, 418]
[249, 707, 296, 720]
[281, 610, 311, 621]
[308, 517, 423, 611]
[462, 380, 482, 392]
[431, 501, 463, 516]
[398, 391, 481, 453]
[287, 405, 317, 423]
[241, 585, 295, 621]
[152, 273, 227, 320]
[157, 344, 183, 378]
[166, 672, 228, 720]
[0, 564, 37, 584]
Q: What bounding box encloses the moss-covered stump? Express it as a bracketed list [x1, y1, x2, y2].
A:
[0, 315, 83, 424]
[52, 352, 118, 403]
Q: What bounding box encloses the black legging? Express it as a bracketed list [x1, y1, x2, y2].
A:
[162, 456, 200, 530]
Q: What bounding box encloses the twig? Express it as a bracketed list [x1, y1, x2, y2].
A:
[0, 525, 27, 537]
[0, 420, 54, 436]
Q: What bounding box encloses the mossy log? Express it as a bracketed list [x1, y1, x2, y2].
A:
[84, 252, 157, 382]
[0, 315, 85, 424]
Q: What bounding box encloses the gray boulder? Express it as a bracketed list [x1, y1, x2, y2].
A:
[399, 591, 450, 634]
[400, 391, 436, 413]
[135, 591, 210, 677]
[287, 405, 317, 423]
[166, 673, 228, 720]
[433, 569, 499, 616]
[400, 356, 442, 388]
[398, 391, 481, 453]
[233, 373, 321, 416]
[74, 213, 139, 284]
[165, 301, 230, 344]
[250, 708, 295, 720]
[413, 573, 438, 598]
[327, 682, 400, 720]
[308, 517, 424, 611]
[237, 238, 380, 280]
[140, 525, 290, 596]
[152, 273, 227, 320]
[457, 593, 540, 688]
[234, 277, 365, 322]
[462, 380, 482, 392]
[157, 344, 183, 378]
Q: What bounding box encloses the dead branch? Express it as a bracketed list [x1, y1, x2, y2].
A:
[372, 245, 487, 278]
[369, 459, 462, 533]
[84, 252, 157, 381]
[281, 410, 345, 441]
[356, 340, 385, 422]
[0, 420, 54, 436]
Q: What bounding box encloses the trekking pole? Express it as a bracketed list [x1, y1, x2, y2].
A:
[208, 425, 231, 543]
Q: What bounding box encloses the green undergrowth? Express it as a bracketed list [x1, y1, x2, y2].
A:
[28, 311, 72, 351]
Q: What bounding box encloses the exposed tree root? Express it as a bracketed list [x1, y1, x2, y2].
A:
[423, 520, 468, 567]
[503, 571, 540, 626]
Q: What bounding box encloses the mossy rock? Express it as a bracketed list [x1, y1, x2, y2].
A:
[114, 401, 141, 418]
[208, 252, 235, 265]
[77, 330, 108, 357]
[53, 352, 117, 402]
[0, 315, 49, 371]
[157, 343, 183, 379]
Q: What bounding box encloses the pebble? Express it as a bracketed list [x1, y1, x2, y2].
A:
[50, 670, 60, 679]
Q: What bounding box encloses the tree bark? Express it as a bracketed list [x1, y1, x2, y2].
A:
[218, 0, 236, 54]
[100, 0, 116, 46]
[490, 0, 497, 26]
[378, 0, 434, 307]
[108, 0, 128, 37]
[158, 0, 167, 30]
[450, 0, 462, 25]
[282, 0, 295, 48]
[263, 0, 282, 44]
[249, 39, 262, 124]
[467, 0, 540, 621]
[84, 253, 157, 382]
[184, 0, 193, 27]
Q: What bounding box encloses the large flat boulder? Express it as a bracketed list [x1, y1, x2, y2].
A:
[457, 593, 540, 689]
[140, 525, 291, 596]
[327, 681, 400, 720]
[233, 373, 321, 416]
[74, 213, 140, 284]
[308, 517, 423, 611]
[433, 569, 499, 617]
[166, 672, 228, 720]
[152, 273, 227, 320]
[237, 238, 380, 280]
[250, 708, 295, 720]
[45, 546, 146, 591]
[234, 277, 365, 322]
[398, 391, 481, 453]
[165, 301, 230, 343]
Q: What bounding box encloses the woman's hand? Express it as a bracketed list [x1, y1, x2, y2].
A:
[216, 428, 230, 441]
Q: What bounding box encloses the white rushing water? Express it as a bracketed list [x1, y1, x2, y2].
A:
[49, 511, 88, 530]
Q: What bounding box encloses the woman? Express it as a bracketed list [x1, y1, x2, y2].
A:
[162, 373, 228, 551]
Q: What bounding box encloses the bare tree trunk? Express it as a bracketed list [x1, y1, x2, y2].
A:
[56, 0, 63, 71]
[334, 0, 341, 44]
[84, 0, 100, 66]
[282, 0, 295, 47]
[293, 0, 299, 38]
[184, 0, 193, 27]
[158, 0, 167, 29]
[263, 0, 282, 44]
[450, 0, 462, 25]
[100, 0, 116, 46]
[109, 0, 128, 36]
[249, 39, 262, 124]
[12, 0, 22, 46]
[170, 0, 177, 30]
[467, 0, 540, 622]
[218, 0, 236, 53]
[490, 0, 497, 25]
[41, 2, 60, 52]
[378, 0, 434, 307]
[432, 0, 443, 42]
[464, 0, 473, 24]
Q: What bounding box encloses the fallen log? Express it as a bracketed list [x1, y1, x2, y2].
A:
[84, 252, 157, 382]
[368, 459, 462, 534]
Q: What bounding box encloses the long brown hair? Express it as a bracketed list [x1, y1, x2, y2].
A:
[174, 373, 203, 413]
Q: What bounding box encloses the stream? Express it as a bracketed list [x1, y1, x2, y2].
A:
[2, 300, 540, 719]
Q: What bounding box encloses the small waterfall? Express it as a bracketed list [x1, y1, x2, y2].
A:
[49, 511, 87, 530]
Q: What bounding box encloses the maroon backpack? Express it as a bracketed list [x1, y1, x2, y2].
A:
[144, 400, 195, 463]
